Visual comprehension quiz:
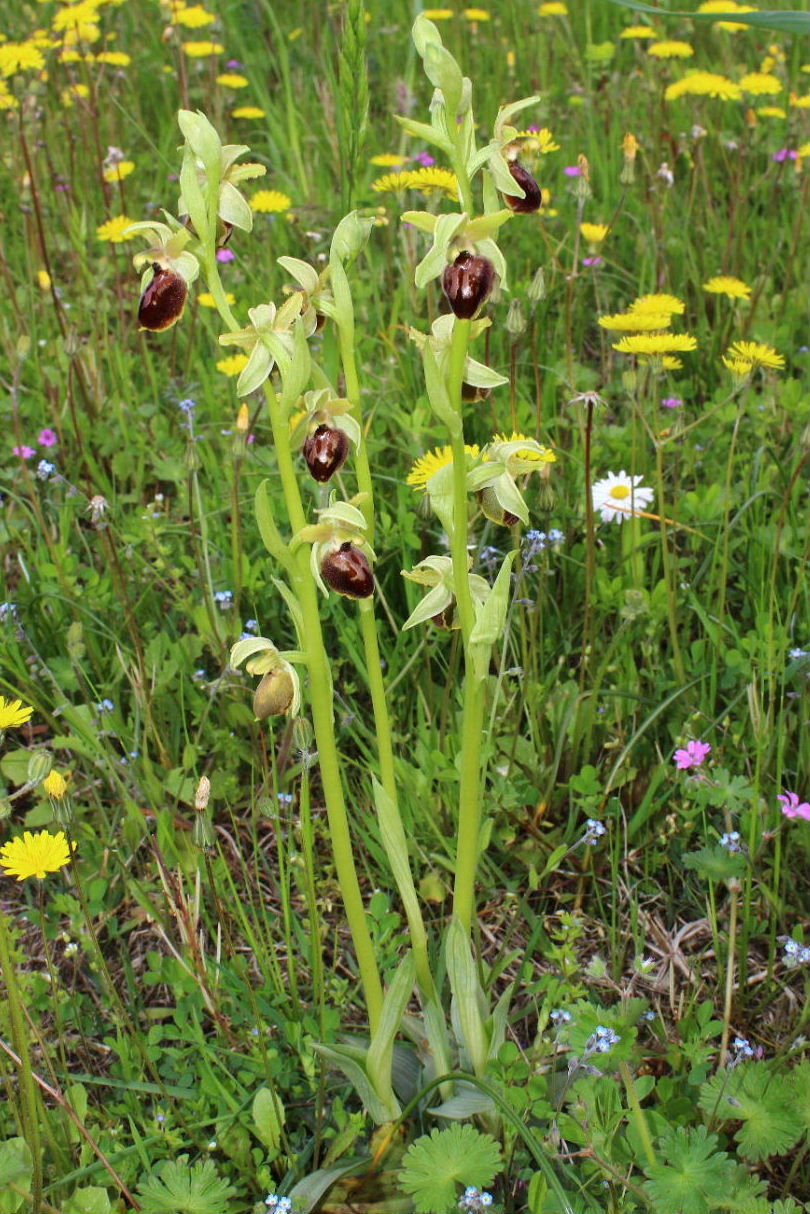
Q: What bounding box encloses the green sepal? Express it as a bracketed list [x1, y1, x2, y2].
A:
[277, 255, 320, 294]
[414, 212, 469, 289]
[217, 179, 253, 232]
[278, 319, 312, 413]
[464, 210, 513, 241]
[469, 549, 518, 681]
[424, 462, 457, 537]
[401, 582, 452, 631]
[401, 210, 439, 234]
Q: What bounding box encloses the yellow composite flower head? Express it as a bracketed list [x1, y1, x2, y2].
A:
[739, 72, 783, 96]
[233, 106, 266, 119]
[539, 3, 568, 16]
[722, 340, 784, 372]
[0, 830, 74, 881]
[598, 311, 671, 332]
[756, 106, 786, 118]
[96, 214, 137, 243]
[174, 5, 217, 27]
[423, 8, 455, 18]
[407, 444, 480, 491]
[703, 275, 751, 299]
[613, 333, 698, 355]
[217, 72, 248, 87]
[371, 167, 458, 199]
[43, 769, 68, 798]
[0, 697, 34, 729]
[370, 153, 408, 167]
[464, 8, 491, 20]
[95, 51, 132, 66]
[216, 353, 249, 376]
[630, 293, 685, 316]
[649, 40, 694, 58]
[513, 127, 560, 154]
[249, 189, 292, 213]
[182, 40, 224, 56]
[665, 72, 742, 101]
[580, 222, 609, 244]
[619, 25, 657, 38]
[491, 432, 556, 463]
[0, 41, 46, 76]
[103, 160, 135, 183]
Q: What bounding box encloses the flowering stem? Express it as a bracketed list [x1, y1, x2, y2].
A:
[581, 398, 596, 672]
[653, 439, 686, 684]
[263, 384, 384, 1035]
[719, 881, 739, 1067]
[0, 908, 43, 1212]
[447, 318, 474, 641]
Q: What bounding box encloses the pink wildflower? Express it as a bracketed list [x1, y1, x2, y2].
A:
[216, 249, 235, 263]
[777, 791, 810, 821]
[673, 740, 711, 770]
[38, 428, 58, 447]
[13, 445, 36, 459]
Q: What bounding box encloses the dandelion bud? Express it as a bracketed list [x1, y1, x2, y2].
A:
[528, 266, 546, 304]
[253, 669, 296, 719]
[441, 251, 495, 320]
[303, 425, 350, 483]
[321, 542, 374, 598]
[138, 264, 188, 331]
[194, 776, 211, 812]
[477, 487, 520, 527]
[620, 132, 639, 185]
[236, 404, 250, 432]
[503, 161, 543, 213]
[505, 298, 526, 338]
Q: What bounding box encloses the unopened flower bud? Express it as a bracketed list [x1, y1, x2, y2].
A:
[236, 404, 250, 432]
[194, 776, 211, 812]
[503, 161, 543, 213]
[505, 297, 526, 338]
[321, 542, 374, 598]
[477, 487, 519, 527]
[442, 251, 495, 320]
[303, 425, 350, 483]
[528, 266, 546, 304]
[138, 264, 188, 331]
[253, 668, 296, 719]
[620, 132, 639, 185]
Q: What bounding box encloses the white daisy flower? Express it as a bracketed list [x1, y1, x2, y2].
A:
[591, 471, 654, 524]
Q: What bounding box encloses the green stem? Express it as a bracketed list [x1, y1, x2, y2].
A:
[0, 908, 43, 1213]
[447, 319, 474, 642]
[452, 669, 488, 935]
[264, 385, 384, 1035]
[653, 439, 686, 684]
[719, 882, 739, 1066]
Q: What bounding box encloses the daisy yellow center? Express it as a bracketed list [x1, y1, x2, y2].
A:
[610, 484, 631, 500]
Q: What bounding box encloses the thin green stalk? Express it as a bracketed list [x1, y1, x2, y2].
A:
[447, 319, 474, 641]
[619, 1060, 657, 1169]
[0, 908, 43, 1213]
[719, 882, 739, 1066]
[653, 438, 686, 684]
[263, 384, 384, 1035]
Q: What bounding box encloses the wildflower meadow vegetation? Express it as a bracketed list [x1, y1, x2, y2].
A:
[1, 0, 809, 1211]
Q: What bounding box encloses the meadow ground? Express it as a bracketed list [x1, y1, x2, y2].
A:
[0, 1, 808, 1211]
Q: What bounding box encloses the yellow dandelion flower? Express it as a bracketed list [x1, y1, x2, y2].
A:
[756, 106, 786, 118]
[43, 769, 68, 798]
[538, 2, 568, 15]
[370, 153, 408, 167]
[703, 275, 751, 300]
[423, 9, 455, 18]
[198, 291, 235, 307]
[739, 72, 782, 96]
[0, 84, 20, 111]
[696, 0, 755, 29]
[513, 127, 560, 153]
[217, 353, 249, 377]
[797, 141, 810, 158]
[623, 132, 640, 160]
[649, 41, 694, 59]
[0, 41, 46, 76]
[491, 432, 556, 462]
[613, 333, 697, 355]
[250, 189, 292, 212]
[598, 312, 671, 332]
[217, 72, 248, 87]
[232, 106, 266, 118]
[665, 72, 741, 101]
[407, 444, 480, 491]
[580, 222, 609, 244]
[0, 830, 74, 881]
[182, 40, 224, 56]
[619, 24, 657, 38]
[95, 50, 131, 65]
[174, 5, 216, 27]
[0, 697, 34, 729]
[103, 160, 135, 183]
[96, 215, 136, 243]
[371, 167, 458, 199]
[464, 8, 491, 19]
[62, 83, 91, 106]
[722, 340, 783, 371]
[654, 355, 683, 371]
[37, 269, 51, 290]
[790, 93, 810, 109]
[630, 293, 685, 316]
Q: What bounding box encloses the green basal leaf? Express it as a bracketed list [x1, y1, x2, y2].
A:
[312, 1042, 401, 1125]
[445, 917, 488, 1076]
[366, 952, 416, 1110]
[251, 1086, 285, 1154]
